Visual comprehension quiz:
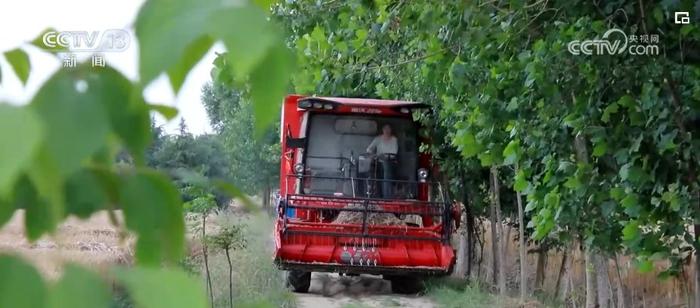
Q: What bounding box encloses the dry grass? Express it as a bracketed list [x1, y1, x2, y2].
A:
[191, 211, 296, 308]
[0, 210, 134, 280]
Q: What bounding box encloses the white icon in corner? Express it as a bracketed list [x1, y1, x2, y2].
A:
[675, 12, 690, 24]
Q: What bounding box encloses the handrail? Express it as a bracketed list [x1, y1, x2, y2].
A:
[286, 173, 441, 185]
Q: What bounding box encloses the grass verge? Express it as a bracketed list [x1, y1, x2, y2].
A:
[194, 211, 296, 308]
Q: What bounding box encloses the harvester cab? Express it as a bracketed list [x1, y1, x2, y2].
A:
[274, 95, 460, 294]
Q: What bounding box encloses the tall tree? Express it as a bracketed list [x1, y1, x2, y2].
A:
[201, 83, 280, 199]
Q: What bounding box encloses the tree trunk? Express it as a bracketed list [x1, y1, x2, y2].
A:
[574, 133, 599, 308]
[477, 222, 485, 280]
[491, 166, 507, 295]
[262, 182, 271, 211]
[585, 248, 598, 308]
[555, 248, 570, 301]
[534, 246, 546, 293]
[694, 223, 700, 308]
[489, 168, 500, 287]
[454, 229, 468, 278]
[694, 180, 700, 308]
[613, 254, 626, 308]
[453, 172, 469, 279]
[465, 198, 475, 279]
[202, 214, 214, 308]
[225, 248, 233, 308]
[516, 186, 527, 300]
[596, 254, 611, 308]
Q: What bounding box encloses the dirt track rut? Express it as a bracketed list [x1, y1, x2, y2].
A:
[295, 273, 436, 308]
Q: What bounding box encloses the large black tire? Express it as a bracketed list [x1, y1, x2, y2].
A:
[385, 275, 424, 294]
[286, 270, 311, 293]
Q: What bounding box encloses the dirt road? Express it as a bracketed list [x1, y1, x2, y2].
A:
[295, 273, 436, 308]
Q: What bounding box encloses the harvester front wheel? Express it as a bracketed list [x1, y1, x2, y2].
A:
[286, 270, 311, 293]
[385, 275, 424, 294]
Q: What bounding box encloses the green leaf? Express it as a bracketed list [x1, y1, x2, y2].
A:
[249, 43, 293, 137]
[353, 28, 368, 48]
[600, 201, 615, 217]
[592, 141, 607, 157]
[4, 48, 30, 85]
[478, 152, 494, 167]
[26, 148, 65, 234]
[120, 170, 184, 264]
[0, 255, 47, 308]
[212, 179, 258, 212]
[601, 102, 619, 123]
[30, 28, 67, 53]
[622, 220, 639, 242]
[0, 193, 15, 228]
[150, 104, 179, 121]
[30, 66, 111, 177]
[563, 176, 581, 190]
[454, 131, 481, 158]
[610, 187, 625, 200]
[514, 169, 528, 192]
[9, 175, 56, 240]
[167, 35, 214, 94]
[502, 139, 520, 165]
[544, 190, 560, 207]
[107, 94, 151, 165]
[211, 6, 278, 81]
[135, 0, 218, 84]
[662, 189, 681, 211]
[64, 169, 107, 219]
[24, 187, 58, 240]
[48, 265, 110, 308]
[635, 257, 653, 273]
[116, 267, 208, 308]
[621, 193, 640, 217]
[0, 104, 43, 197]
[252, 0, 275, 10]
[449, 59, 468, 89]
[617, 95, 634, 107]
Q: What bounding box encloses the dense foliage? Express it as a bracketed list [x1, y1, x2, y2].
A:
[147, 120, 232, 206]
[201, 83, 280, 196]
[274, 0, 700, 280]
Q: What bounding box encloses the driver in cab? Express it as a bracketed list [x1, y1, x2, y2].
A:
[366, 124, 397, 198]
[366, 124, 397, 156]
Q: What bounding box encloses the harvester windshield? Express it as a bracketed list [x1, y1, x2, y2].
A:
[303, 114, 418, 198]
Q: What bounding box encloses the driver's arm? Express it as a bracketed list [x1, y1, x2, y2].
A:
[366, 136, 379, 153]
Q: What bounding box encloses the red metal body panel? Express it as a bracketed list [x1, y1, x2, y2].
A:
[275, 95, 456, 276]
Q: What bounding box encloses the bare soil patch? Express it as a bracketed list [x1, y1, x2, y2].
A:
[0, 210, 133, 279]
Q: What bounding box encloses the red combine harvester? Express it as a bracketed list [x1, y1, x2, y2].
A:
[274, 95, 460, 293]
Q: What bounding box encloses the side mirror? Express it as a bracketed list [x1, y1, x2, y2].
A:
[285, 124, 306, 149]
[286, 136, 306, 149]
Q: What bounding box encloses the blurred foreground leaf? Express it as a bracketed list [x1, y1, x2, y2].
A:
[0, 104, 42, 197]
[48, 265, 110, 308]
[116, 267, 208, 308]
[4, 48, 30, 85]
[0, 255, 47, 308]
[168, 35, 214, 94]
[120, 170, 184, 264]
